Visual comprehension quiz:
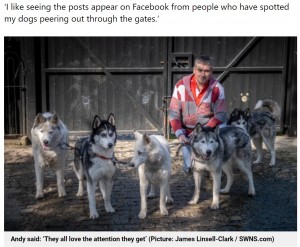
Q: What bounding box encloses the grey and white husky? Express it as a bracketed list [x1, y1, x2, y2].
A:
[73, 114, 117, 219]
[31, 112, 69, 199]
[228, 99, 281, 166]
[130, 131, 173, 219]
[189, 124, 255, 209]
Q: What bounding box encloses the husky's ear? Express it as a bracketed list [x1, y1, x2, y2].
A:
[244, 108, 251, 117]
[213, 124, 220, 135]
[50, 113, 59, 125]
[143, 133, 151, 145]
[133, 129, 136, 138]
[230, 108, 239, 117]
[107, 113, 116, 126]
[92, 115, 101, 129]
[194, 123, 203, 134]
[133, 130, 142, 140]
[190, 123, 203, 143]
[33, 113, 46, 127]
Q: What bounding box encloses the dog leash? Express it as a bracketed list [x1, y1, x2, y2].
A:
[112, 155, 128, 165]
[94, 154, 129, 166]
[169, 142, 191, 157]
[59, 141, 77, 150]
[169, 142, 187, 148]
[60, 141, 128, 165]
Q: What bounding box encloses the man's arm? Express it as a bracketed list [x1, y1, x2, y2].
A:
[206, 83, 227, 128]
[169, 81, 186, 138]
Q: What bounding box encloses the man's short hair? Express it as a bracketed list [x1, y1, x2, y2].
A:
[194, 55, 213, 68]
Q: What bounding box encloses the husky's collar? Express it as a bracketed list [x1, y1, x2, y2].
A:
[94, 153, 128, 165]
[95, 154, 113, 160]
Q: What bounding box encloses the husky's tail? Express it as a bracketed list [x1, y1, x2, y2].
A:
[254, 99, 281, 119]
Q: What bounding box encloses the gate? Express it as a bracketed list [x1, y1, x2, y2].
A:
[41, 37, 168, 135]
[4, 38, 26, 136]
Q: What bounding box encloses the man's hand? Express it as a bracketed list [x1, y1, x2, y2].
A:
[178, 135, 189, 144]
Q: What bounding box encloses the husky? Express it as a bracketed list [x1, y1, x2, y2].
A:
[73, 114, 117, 219]
[31, 112, 69, 199]
[189, 124, 255, 209]
[228, 99, 281, 166]
[130, 131, 173, 219]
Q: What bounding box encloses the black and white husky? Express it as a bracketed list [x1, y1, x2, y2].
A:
[228, 99, 281, 166]
[73, 114, 117, 219]
[31, 112, 69, 199]
[189, 124, 255, 209]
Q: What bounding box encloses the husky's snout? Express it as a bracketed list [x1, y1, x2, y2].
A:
[42, 139, 50, 149]
[108, 143, 113, 149]
[203, 149, 212, 160]
[129, 158, 140, 168]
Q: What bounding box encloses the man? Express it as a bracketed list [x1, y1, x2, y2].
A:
[169, 55, 227, 174]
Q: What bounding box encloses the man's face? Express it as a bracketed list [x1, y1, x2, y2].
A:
[193, 62, 212, 85]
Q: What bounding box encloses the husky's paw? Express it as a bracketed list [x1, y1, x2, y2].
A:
[220, 188, 229, 194]
[105, 206, 115, 213]
[138, 211, 147, 219]
[248, 190, 256, 196]
[210, 203, 219, 210]
[76, 192, 84, 198]
[58, 190, 66, 198]
[90, 211, 99, 219]
[253, 159, 262, 165]
[160, 208, 168, 216]
[166, 197, 173, 205]
[268, 162, 275, 166]
[147, 193, 156, 199]
[188, 198, 199, 205]
[35, 193, 44, 199]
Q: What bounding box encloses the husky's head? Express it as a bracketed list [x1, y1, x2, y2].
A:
[228, 108, 250, 132]
[32, 112, 63, 150]
[191, 123, 220, 161]
[130, 131, 154, 169]
[90, 113, 116, 150]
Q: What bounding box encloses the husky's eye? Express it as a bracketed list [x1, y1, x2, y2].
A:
[210, 140, 215, 144]
[109, 132, 114, 137]
[201, 140, 205, 144]
[101, 133, 106, 137]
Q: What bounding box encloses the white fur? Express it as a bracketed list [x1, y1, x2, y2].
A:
[31, 112, 68, 199]
[254, 100, 263, 110]
[130, 131, 173, 219]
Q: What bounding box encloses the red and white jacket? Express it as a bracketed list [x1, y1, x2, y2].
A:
[169, 74, 227, 138]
